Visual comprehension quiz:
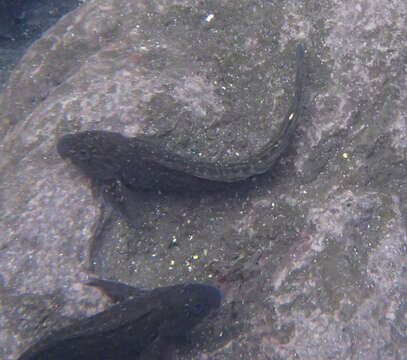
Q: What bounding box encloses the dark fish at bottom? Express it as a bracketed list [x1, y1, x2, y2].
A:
[18, 279, 221, 360]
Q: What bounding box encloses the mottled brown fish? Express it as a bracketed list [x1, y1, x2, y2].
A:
[18, 279, 221, 360]
[57, 44, 305, 190]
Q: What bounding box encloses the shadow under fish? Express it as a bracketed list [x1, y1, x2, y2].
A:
[18, 279, 221, 360]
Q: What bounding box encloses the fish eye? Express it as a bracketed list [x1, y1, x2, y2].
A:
[184, 303, 205, 318]
[76, 147, 90, 160]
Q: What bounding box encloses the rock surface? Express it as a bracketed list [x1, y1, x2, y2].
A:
[0, 0, 81, 89]
[0, 0, 406, 359]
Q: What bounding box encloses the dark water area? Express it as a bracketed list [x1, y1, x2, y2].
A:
[0, 0, 81, 90]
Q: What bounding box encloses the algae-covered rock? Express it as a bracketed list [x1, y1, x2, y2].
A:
[1, 0, 406, 359]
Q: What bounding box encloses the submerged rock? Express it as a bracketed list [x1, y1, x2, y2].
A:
[1, 0, 406, 359]
[0, 1, 305, 358]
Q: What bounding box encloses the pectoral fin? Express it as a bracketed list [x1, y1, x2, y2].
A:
[87, 278, 149, 302]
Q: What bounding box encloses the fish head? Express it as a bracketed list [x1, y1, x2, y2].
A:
[159, 283, 221, 336]
[57, 131, 125, 180]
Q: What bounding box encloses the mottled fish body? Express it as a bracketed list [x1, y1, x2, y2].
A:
[57, 130, 232, 193]
[18, 280, 221, 360]
[57, 44, 305, 188]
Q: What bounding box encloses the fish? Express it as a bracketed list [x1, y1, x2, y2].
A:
[57, 44, 305, 189]
[18, 279, 221, 360]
